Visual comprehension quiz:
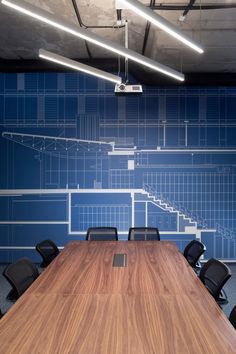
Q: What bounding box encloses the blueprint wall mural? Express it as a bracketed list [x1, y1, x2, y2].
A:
[1, 72, 236, 261]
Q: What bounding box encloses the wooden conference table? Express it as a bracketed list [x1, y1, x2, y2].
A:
[0, 241, 236, 354]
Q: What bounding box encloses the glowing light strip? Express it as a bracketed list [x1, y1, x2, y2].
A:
[39, 49, 122, 84]
[119, 0, 204, 54]
[2, 0, 184, 81]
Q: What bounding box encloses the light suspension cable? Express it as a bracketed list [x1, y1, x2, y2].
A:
[118, 0, 204, 54]
[39, 49, 122, 84]
[1, 0, 184, 81]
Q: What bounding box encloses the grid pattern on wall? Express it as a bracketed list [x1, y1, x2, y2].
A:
[1, 72, 236, 261]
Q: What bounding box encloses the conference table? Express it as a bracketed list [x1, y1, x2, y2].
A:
[0, 241, 236, 353]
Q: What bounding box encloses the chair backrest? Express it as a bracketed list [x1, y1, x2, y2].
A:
[36, 239, 60, 267]
[3, 258, 39, 299]
[183, 240, 206, 267]
[199, 258, 231, 300]
[128, 227, 160, 241]
[229, 306, 236, 329]
[86, 227, 118, 241]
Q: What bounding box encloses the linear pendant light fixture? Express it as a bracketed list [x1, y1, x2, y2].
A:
[39, 49, 122, 84]
[118, 0, 204, 54]
[1, 0, 184, 82]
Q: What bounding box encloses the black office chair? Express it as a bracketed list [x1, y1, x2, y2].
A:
[0, 309, 3, 319]
[128, 227, 160, 241]
[3, 258, 39, 301]
[36, 239, 60, 268]
[86, 227, 118, 241]
[183, 239, 206, 271]
[229, 306, 236, 329]
[199, 258, 231, 304]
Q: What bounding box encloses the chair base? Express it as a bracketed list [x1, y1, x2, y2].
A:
[193, 261, 202, 275]
[217, 289, 229, 306]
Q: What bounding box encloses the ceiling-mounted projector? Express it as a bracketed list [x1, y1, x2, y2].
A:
[114, 83, 143, 94]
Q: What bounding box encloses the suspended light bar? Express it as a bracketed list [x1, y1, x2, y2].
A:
[118, 0, 204, 54]
[39, 49, 122, 84]
[1, 0, 184, 82]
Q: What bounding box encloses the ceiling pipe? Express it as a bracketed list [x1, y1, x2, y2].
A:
[142, 0, 155, 55]
[71, 0, 92, 59]
[182, 0, 196, 16]
[71, 0, 125, 59]
[150, 3, 236, 11]
[72, 0, 125, 29]
[179, 0, 196, 22]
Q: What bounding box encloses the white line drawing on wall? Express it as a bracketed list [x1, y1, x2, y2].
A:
[0, 188, 215, 237]
[1, 131, 236, 259]
[3, 132, 236, 154]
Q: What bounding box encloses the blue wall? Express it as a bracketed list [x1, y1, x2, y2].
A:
[1, 72, 236, 262]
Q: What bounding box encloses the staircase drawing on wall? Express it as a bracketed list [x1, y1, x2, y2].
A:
[1, 185, 236, 259]
[142, 184, 236, 259]
[142, 184, 216, 240]
[214, 223, 236, 259]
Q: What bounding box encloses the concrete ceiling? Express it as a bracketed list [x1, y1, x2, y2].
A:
[0, 0, 236, 83]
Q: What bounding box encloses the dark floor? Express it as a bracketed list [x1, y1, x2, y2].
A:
[0, 264, 235, 318]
